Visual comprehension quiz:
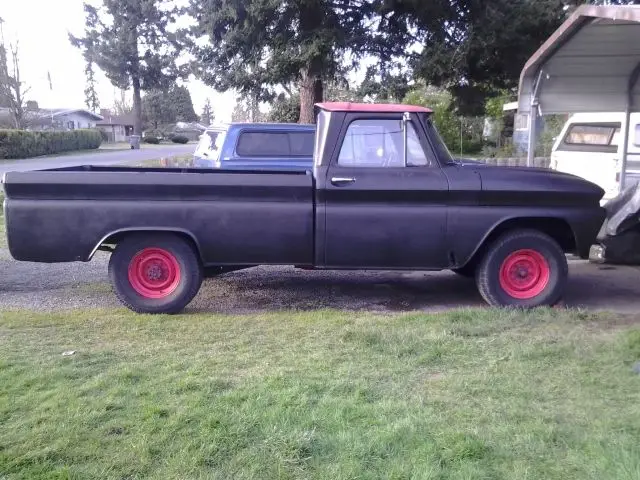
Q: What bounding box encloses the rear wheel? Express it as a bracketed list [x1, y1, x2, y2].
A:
[108, 234, 203, 314]
[476, 230, 567, 308]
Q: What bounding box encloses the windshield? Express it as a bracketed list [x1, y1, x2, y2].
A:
[426, 118, 455, 164]
[195, 130, 225, 161]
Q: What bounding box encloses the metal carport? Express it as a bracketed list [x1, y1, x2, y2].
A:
[518, 5, 640, 188]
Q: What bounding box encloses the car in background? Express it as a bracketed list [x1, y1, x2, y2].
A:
[550, 112, 640, 202]
[192, 123, 315, 171]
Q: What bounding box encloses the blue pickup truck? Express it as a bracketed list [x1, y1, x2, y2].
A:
[192, 122, 315, 170]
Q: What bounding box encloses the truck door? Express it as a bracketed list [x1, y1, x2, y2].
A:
[319, 113, 450, 269]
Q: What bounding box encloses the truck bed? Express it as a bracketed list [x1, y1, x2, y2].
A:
[3, 165, 315, 265]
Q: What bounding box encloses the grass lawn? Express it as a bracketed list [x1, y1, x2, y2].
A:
[1, 308, 640, 479]
[135, 154, 194, 168]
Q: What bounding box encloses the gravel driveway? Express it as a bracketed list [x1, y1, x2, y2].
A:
[3, 246, 640, 313]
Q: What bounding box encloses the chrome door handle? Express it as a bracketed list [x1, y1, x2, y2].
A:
[331, 177, 356, 186]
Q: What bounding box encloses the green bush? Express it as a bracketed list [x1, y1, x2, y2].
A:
[97, 129, 109, 143]
[403, 86, 484, 156]
[0, 129, 102, 159]
[144, 136, 161, 144]
[170, 135, 189, 144]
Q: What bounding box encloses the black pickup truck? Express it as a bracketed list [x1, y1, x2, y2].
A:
[2, 102, 605, 314]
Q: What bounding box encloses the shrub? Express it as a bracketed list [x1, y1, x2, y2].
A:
[0, 129, 102, 159]
[171, 135, 189, 144]
[97, 128, 109, 143]
[268, 93, 300, 123]
[144, 136, 161, 144]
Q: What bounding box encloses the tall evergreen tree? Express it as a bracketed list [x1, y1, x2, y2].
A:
[142, 89, 172, 129]
[187, 0, 380, 123]
[142, 85, 198, 128]
[70, 0, 185, 135]
[84, 59, 100, 113]
[201, 98, 213, 125]
[171, 85, 198, 122]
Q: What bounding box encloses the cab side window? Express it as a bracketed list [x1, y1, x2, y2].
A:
[559, 123, 621, 153]
[337, 119, 433, 167]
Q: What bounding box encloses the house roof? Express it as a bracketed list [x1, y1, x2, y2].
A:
[37, 109, 103, 121]
[316, 102, 433, 113]
[96, 113, 135, 126]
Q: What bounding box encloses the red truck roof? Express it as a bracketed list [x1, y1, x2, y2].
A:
[316, 102, 432, 113]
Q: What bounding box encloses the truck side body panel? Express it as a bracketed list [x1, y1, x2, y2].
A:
[443, 165, 606, 263]
[2, 112, 605, 271]
[4, 167, 314, 265]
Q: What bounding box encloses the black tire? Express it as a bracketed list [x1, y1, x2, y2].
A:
[452, 263, 476, 278]
[476, 229, 568, 308]
[108, 233, 203, 314]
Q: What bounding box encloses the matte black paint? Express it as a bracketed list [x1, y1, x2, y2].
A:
[2, 111, 606, 271]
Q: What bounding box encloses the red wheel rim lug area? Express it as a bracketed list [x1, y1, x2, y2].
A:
[127, 248, 181, 299]
[499, 249, 550, 300]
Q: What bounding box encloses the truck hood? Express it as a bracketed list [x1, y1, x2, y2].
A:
[463, 163, 605, 206]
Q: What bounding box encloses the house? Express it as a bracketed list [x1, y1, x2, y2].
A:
[0, 103, 103, 130]
[96, 109, 135, 143]
[32, 108, 103, 130]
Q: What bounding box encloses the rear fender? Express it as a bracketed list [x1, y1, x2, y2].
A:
[89, 227, 203, 261]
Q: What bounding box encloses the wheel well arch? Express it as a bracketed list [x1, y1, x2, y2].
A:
[89, 228, 203, 261]
[462, 217, 577, 268]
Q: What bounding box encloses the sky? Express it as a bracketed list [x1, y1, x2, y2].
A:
[1, 0, 237, 121]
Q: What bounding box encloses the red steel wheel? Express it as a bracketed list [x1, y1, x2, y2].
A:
[498, 249, 550, 299]
[109, 234, 203, 314]
[476, 230, 568, 308]
[127, 248, 182, 298]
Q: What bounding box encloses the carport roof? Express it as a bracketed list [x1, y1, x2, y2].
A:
[518, 5, 640, 115]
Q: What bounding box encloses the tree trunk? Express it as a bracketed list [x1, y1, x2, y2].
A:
[299, 67, 323, 124]
[132, 76, 143, 136]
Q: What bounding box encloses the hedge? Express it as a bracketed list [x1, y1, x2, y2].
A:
[0, 129, 103, 159]
[144, 136, 161, 144]
[171, 135, 189, 144]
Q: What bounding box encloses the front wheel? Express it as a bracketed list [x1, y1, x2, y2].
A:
[108, 234, 203, 314]
[476, 230, 568, 308]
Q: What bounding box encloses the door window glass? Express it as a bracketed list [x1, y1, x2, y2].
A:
[337, 119, 432, 167]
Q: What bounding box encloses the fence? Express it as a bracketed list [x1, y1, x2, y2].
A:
[472, 157, 551, 168]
